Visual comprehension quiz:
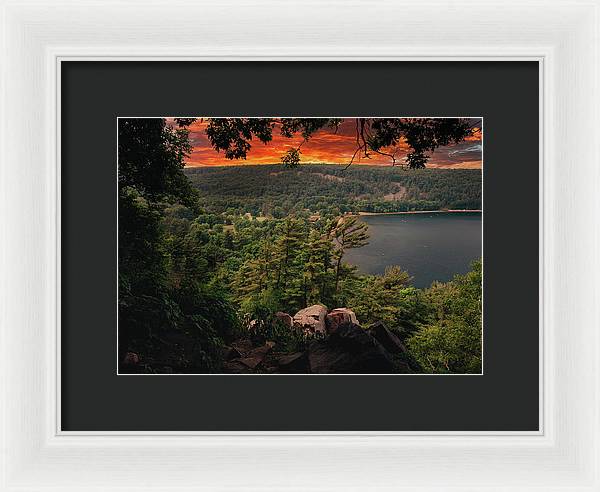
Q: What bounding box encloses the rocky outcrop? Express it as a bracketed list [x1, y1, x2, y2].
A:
[293, 304, 328, 335]
[277, 352, 308, 373]
[222, 308, 415, 374]
[325, 308, 359, 333]
[308, 322, 395, 374]
[237, 345, 272, 370]
[231, 339, 254, 354]
[222, 338, 273, 373]
[222, 360, 253, 374]
[367, 321, 407, 354]
[223, 345, 243, 361]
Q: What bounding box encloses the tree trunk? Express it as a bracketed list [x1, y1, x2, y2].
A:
[334, 255, 343, 294]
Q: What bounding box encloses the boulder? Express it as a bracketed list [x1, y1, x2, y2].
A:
[223, 345, 243, 361]
[277, 352, 309, 373]
[307, 342, 350, 373]
[122, 352, 140, 365]
[293, 304, 328, 335]
[308, 322, 395, 374]
[274, 312, 293, 329]
[236, 344, 272, 370]
[367, 321, 407, 354]
[325, 308, 359, 333]
[230, 339, 253, 356]
[222, 360, 253, 374]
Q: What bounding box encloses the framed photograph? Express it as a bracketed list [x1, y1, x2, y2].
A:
[1, 1, 599, 491]
[118, 115, 483, 376]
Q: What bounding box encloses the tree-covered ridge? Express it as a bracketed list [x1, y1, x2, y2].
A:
[185, 165, 481, 216]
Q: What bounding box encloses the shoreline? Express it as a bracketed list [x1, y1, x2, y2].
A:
[356, 209, 482, 216]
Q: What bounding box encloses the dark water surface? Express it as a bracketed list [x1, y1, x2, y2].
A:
[344, 212, 482, 288]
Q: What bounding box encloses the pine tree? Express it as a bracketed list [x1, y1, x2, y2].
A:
[301, 229, 335, 307]
[231, 239, 275, 300]
[272, 218, 306, 308]
[330, 215, 369, 295]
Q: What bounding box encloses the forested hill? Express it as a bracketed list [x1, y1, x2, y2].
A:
[184, 164, 481, 217]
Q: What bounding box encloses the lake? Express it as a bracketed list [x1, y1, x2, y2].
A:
[344, 212, 482, 288]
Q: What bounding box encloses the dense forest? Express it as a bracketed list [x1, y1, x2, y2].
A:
[119, 118, 482, 375]
[185, 165, 482, 217]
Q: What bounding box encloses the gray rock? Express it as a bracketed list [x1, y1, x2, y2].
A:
[367, 321, 408, 354]
[222, 360, 253, 374]
[308, 322, 394, 374]
[325, 308, 359, 333]
[236, 344, 272, 370]
[277, 352, 308, 373]
[293, 304, 328, 335]
[230, 339, 253, 356]
[223, 345, 243, 361]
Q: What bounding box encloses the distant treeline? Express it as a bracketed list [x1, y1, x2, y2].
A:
[185, 164, 482, 217]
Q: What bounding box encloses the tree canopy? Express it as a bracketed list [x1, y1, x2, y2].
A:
[198, 117, 476, 168]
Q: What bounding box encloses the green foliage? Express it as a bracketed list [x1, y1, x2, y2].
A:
[228, 216, 335, 314]
[176, 281, 240, 343]
[301, 229, 336, 306]
[218, 214, 378, 315]
[118, 118, 197, 206]
[279, 118, 341, 139]
[119, 188, 168, 293]
[239, 289, 281, 326]
[407, 260, 482, 374]
[330, 215, 369, 295]
[369, 118, 472, 168]
[346, 266, 426, 337]
[239, 291, 308, 353]
[185, 165, 482, 218]
[118, 118, 240, 373]
[281, 148, 302, 168]
[257, 319, 310, 354]
[205, 118, 274, 159]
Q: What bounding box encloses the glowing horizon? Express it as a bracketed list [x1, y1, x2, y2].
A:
[172, 117, 483, 169]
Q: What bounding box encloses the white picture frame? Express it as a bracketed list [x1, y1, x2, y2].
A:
[1, 0, 598, 490]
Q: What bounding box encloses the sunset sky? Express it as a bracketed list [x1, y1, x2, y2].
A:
[175, 118, 482, 169]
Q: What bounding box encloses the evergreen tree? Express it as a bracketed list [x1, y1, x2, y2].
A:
[300, 229, 335, 307]
[272, 218, 306, 310]
[346, 266, 422, 336]
[231, 238, 276, 300]
[407, 260, 482, 374]
[330, 215, 369, 295]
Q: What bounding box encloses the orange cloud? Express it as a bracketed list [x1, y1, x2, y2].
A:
[465, 126, 482, 142]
